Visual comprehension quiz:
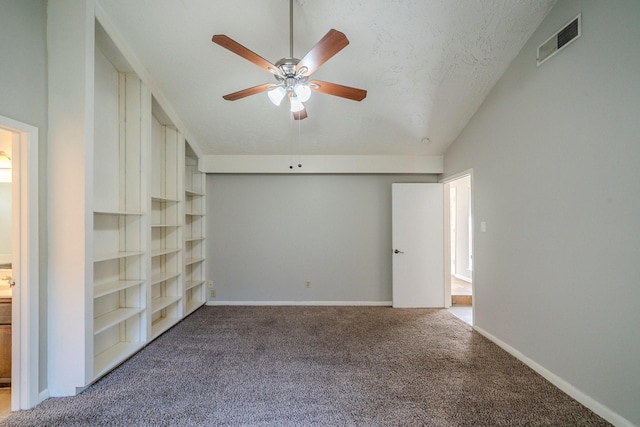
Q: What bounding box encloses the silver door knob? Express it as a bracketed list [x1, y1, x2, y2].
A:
[9, 281, 16, 287]
[394, 249, 404, 254]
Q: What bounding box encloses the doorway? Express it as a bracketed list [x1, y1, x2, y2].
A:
[0, 129, 12, 418]
[443, 172, 473, 325]
[0, 115, 40, 411]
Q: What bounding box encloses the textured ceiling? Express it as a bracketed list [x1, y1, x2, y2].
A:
[97, 0, 556, 156]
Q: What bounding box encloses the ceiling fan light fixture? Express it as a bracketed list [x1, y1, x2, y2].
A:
[290, 97, 305, 112]
[212, 1, 366, 120]
[294, 83, 311, 102]
[268, 86, 286, 106]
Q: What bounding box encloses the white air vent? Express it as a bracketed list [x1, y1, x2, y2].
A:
[537, 14, 581, 67]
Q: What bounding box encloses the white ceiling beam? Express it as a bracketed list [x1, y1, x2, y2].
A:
[200, 155, 443, 174]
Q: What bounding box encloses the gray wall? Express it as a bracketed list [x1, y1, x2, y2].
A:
[443, 0, 640, 424]
[0, 0, 48, 393]
[207, 174, 437, 303]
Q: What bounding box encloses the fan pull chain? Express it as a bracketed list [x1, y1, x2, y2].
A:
[297, 115, 302, 169]
[289, 112, 294, 169]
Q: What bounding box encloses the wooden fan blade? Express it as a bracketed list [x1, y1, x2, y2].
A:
[293, 106, 308, 120]
[310, 80, 367, 101]
[296, 29, 349, 76]
[212, 35, 279, 74]
[222, 83, 273, 101]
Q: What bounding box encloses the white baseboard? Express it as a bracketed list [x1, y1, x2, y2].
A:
[473, 325, 634, 427]
[206, 301, 392, 307]
[38, 388, 49, 404]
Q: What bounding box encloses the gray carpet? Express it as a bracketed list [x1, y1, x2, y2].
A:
[3, 306, 610, 426]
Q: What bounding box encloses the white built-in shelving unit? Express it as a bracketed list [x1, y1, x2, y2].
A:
[48, 8, 207, 396]
[184, 143, 207, 315]
[149, 106, 185, 338]
[92, 36, 148, 380]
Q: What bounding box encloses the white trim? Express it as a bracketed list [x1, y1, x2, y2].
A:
[442, 182, 452, 309]
[474, 325, 634, 427]
[440, 168, 474, 184]
[0, 115, 40, 410]
[206, 301, 393, 307]
[200, 155, 443, 174]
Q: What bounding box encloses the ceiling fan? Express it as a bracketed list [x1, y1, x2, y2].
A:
[212, 0, 367, 120]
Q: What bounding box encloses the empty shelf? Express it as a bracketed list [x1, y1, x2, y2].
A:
[151, 272, 180, 285]
[94, 280, 144, 298]
[151, 295, 182, 314]
[94, 341, 144, 379]
[94, 307, 144, 335]
[94, 251, 144, 263]
[184, 279, 205, 291]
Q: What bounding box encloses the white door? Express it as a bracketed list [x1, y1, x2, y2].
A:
[392, 183, 444, 308]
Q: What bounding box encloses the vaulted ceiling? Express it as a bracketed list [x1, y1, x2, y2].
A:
[97, 0, 556, 156]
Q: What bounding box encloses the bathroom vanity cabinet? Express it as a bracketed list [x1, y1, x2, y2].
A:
[0, 298, 10, 386]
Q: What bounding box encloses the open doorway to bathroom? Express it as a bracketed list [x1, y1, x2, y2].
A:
[445, 173, 473, 325]
[0, 115, 40, 412]
[0, 128, 13, 419]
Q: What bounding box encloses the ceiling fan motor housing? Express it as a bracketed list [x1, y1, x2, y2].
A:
[274, 58, 311, 97]
[275, 58, 300, 77]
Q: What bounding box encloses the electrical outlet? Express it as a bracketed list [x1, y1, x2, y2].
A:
[210, 289, 216, 298]
[207, 281, 214, 288]
[305, 280, 311, 288]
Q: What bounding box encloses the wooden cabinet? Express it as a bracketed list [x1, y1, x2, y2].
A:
[0, 298, 10, 386]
